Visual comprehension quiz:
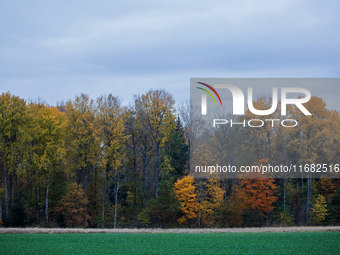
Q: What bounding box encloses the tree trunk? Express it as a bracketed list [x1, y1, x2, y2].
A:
[114, 174, 120, 229]
[227, 157, 233, 197]
[107, 181, 110, 217]
[0, 199, 2, 222]
[267, 130, 271, 159]
[227, 179, 233, 197]
[306, 176, 311, 225]
[222, 179, 226, 199]
[4, 167, 9, 218]
[143, 136, 148, 206]
[284, 177, 286, 212]
[154, 142, 160, 198]
[45, 182, 49, 226]
[84, 170, 88, 225]
[133, 145, 137, 222]
[197, 179, 202, 228]
[11, 184, 14, 218]
[102, 194, 105, 229]
[35, 186, 39, 223]
[198, 200, 201, 228]
[221, 153, 226, 199]
[38, 186, 41, 224]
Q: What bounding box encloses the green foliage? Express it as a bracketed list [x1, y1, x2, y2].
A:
[331, 186, 340, 224]
[3, 197, 29, 227]
[137, 211, 151, 227]
[142, 170, 181, 227]
[162, 117, 189, 177]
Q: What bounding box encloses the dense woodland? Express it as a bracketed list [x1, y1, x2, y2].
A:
[0, 90, 340, 228]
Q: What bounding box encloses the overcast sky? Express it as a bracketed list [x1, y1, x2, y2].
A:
[1, 0, 340, 106]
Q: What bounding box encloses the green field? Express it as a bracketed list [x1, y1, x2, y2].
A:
[0, 232, 339, 254]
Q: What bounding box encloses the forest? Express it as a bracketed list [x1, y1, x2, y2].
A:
[0, 89, 340, 228]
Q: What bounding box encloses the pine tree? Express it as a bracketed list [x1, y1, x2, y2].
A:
[142, 164, 181, 227]
[163, 117, 189, 177]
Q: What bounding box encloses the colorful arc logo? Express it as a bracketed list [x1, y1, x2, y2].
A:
[196, 82, 222, 106]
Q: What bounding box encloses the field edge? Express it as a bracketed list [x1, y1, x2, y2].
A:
[0, 226, 340, 234]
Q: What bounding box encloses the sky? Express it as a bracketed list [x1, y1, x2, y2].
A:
[1, 0, 340, 107]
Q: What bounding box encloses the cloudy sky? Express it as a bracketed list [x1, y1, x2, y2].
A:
[1, 0, 340, 106]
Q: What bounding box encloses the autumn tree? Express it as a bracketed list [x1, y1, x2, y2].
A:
[0, 93, 28, 222]
[317, 178, 338, 201]
[54, 183, 88, 227]
[238, 159, 278, 226]
[66, 94, 102, 226]
[240, 177, 278, 212]
[1, 90, 339, 229]
[26, 103, 67, 225]
[174, 175, 198, 225]
[310, 194, 328, 225]
[124, 107, 143, 222]
[134, 89, 176, 200]
[97, 94, 126, 228]
[297, 97, 332, 223]
[208, 109, 238, 197]
[225, 185, 244, 227]
[199, 179, 224, 227]
[241, 96, 280, 163]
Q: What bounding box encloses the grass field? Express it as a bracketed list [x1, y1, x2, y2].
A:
[1, 232, 339, 254]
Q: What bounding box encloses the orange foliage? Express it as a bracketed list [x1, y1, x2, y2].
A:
[174, 175, 198, 225]
[237, 159, 278, 215]
[54, 183, 89, 227]
[317, 178, 338, 200]
[239, 177, 278, 214]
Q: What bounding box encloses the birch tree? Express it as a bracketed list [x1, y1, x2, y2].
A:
[97, 94, 126, 228]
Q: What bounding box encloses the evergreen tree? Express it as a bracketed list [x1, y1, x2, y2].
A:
[163, 117, 189, 178]
[142, 166, 181, 227]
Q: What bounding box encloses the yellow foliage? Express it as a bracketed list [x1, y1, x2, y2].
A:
[199, 179, 224, 227]
[311, 194, 328, 225]
[137, 211, 151, 227]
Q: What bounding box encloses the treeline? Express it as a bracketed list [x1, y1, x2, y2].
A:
[0, 90, 340, 228]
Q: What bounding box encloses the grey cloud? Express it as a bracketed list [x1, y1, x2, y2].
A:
[1, 0, 340, 106]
